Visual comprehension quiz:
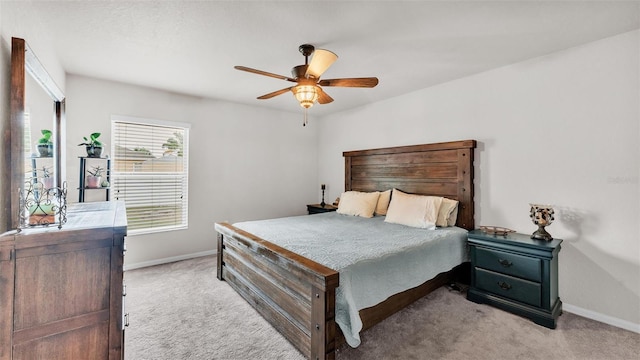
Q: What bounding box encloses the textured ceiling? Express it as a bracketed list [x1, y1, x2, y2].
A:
[31, 1, 640, 117]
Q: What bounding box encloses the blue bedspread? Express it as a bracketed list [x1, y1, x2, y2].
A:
[234, 212, 468, 347]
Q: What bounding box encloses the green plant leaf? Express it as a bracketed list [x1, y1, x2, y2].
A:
[39, 129, 53, 144]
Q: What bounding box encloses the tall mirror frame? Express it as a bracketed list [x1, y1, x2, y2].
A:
[9, 37, 65, 230]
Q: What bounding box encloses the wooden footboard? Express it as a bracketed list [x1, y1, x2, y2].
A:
[216, 222, 467, 359]
[215, 222, 339, 360]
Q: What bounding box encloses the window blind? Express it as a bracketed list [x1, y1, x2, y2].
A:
[111, 116, 189, 234]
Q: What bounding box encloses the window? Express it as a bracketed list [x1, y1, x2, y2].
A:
[111, 115, 189, 234]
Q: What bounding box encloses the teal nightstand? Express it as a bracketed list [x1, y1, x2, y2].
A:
[466, 229, 562, 329]
[306, 203, 338, 215]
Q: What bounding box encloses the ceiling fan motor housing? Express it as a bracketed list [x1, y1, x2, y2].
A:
[292, 65, 309, 79]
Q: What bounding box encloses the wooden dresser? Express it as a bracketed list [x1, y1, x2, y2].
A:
[0, 201, 127, 360]
[466, 229, 562, 329]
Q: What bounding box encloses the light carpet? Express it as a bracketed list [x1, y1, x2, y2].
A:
[124, 256, 639, 359]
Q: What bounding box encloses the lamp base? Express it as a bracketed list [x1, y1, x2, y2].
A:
[531, 226, 553, 241]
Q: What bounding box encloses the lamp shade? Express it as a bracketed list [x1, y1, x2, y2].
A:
[305, 49, 338, 79]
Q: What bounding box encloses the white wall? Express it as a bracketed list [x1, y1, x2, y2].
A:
[66, 75, 319, 268]
[318, 30, 640, 328]
[0, 1, 66, 233]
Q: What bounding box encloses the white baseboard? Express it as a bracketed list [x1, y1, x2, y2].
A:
[563, 303, 640, 334]
[124, 250, 216, 271]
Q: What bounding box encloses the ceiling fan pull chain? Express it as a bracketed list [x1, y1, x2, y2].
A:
[303, 108, 308, 127]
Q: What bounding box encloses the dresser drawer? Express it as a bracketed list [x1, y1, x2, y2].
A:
[475, 268, 541, 307]
[475, 247, 541, 282]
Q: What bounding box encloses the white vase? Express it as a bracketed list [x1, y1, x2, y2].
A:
[86, 176, 102, 188]
[41, 177, 55, 189]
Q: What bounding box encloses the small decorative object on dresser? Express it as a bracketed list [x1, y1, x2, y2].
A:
[19, 180, 67, 230]
[307, 203, 338, 215]
[320, 183, 326, 207]
[467, 229, 562, 329]
[479, 225, 515, 236]
[530, 203, 555, 240]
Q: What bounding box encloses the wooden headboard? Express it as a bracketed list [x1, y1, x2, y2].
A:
[343, 140, 476, 230]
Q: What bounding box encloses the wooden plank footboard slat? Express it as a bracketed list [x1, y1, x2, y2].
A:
[216, 223, 339, 291]
[223, 234, 314, 300]
[216, 222, 339, 360]
[223, 268, 312, 355]
[223, 240, 312, 333]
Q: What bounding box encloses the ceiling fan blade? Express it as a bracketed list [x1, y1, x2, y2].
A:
[235, 66, 296, 82]
[317, 87, 334, 104]
[305, 49, 338, 79]
[257, 87, 293, 100]
[318, 77, 379, 88]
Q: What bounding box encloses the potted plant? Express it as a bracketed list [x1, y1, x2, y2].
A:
[37, 129, 54, 157]
[86, 165, 104, 188]
[40, 166, 54, 189]
[78, 132, 103, 157]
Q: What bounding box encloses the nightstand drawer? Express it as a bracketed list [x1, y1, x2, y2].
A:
[476, 247, 541, 282]
[475, 268, 541, 307]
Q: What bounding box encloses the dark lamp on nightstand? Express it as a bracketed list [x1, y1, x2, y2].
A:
[320, 184, 326, 207]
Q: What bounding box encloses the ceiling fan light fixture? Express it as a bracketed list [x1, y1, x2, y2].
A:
[293, 85, 319, 109]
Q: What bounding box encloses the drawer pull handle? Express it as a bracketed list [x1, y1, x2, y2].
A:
[497, 281, 512, 290]
[498, 259, 513, 267]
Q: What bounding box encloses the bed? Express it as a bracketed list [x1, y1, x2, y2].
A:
[215, 139, 476, 359]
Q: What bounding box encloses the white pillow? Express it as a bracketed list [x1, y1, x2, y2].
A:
[436, 198, 459, 227]
[337, 191, 380, 218]
[375, 189, 392, 216]
[384, 189, 443, 229]
[447, 201, 459, 227]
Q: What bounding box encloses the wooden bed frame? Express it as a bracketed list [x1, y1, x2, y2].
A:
[215, 139, 476, 359]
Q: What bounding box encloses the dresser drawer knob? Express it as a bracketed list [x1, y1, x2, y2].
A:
[498, 259, 513, 267]
[497, 281, 512, 290]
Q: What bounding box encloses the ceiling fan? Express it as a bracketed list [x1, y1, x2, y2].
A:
[235, 44, 379, 119]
